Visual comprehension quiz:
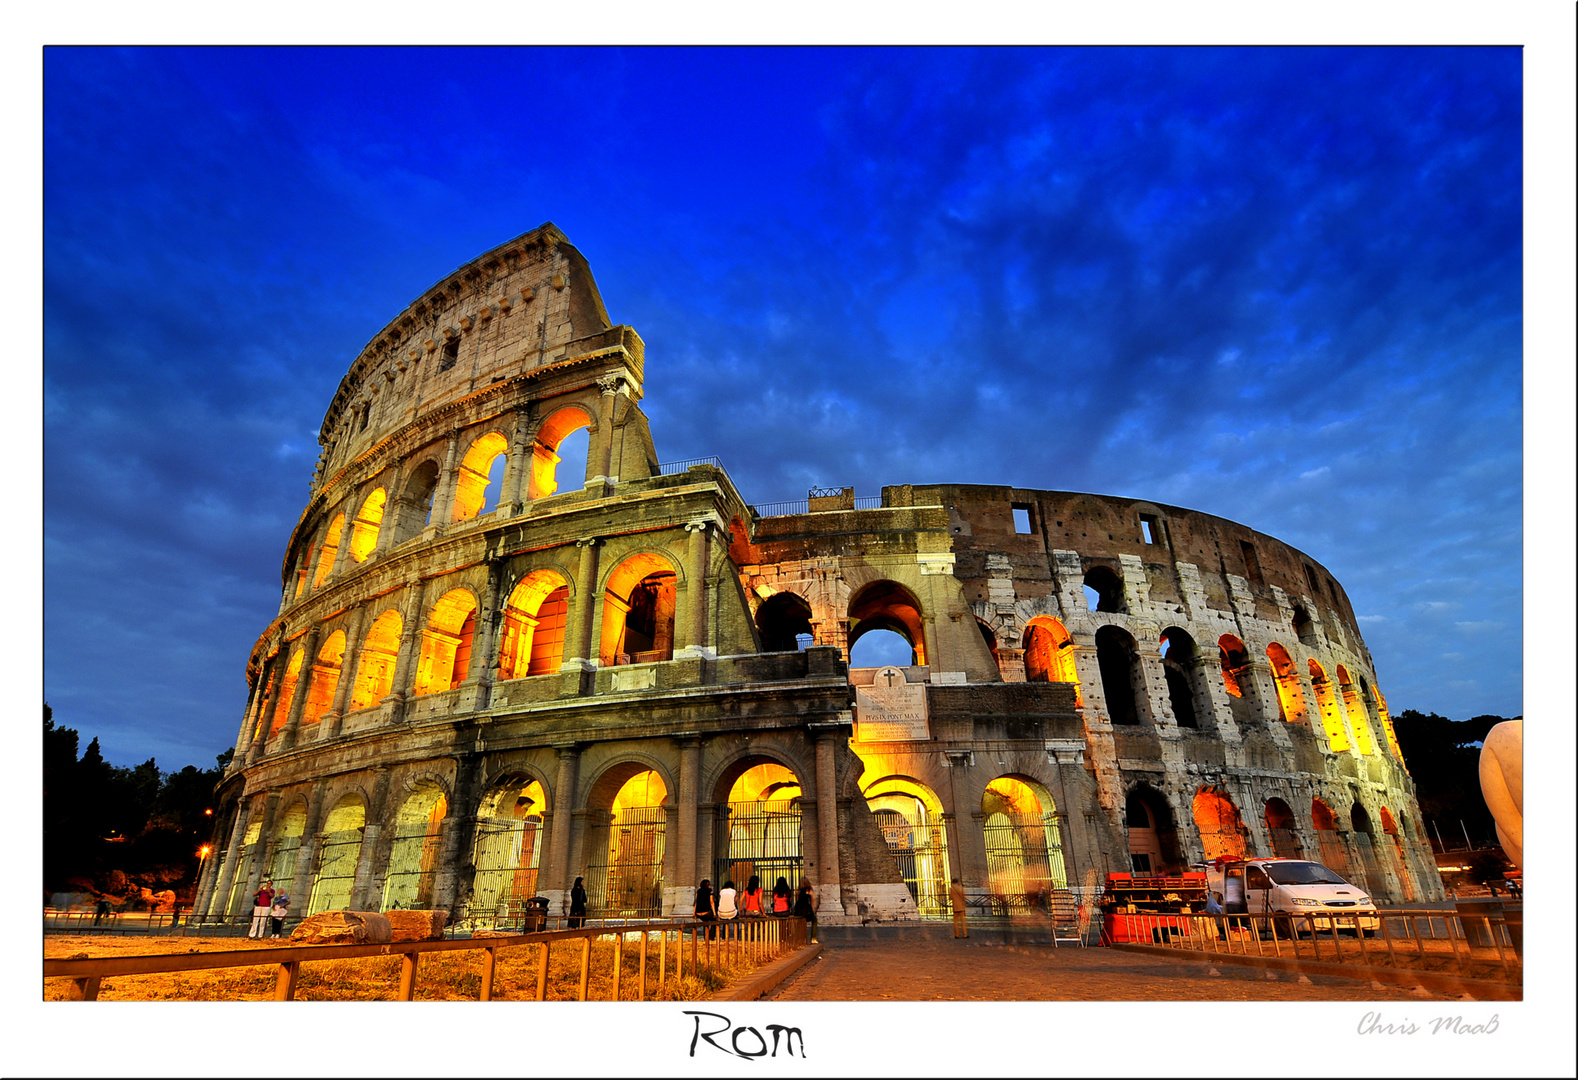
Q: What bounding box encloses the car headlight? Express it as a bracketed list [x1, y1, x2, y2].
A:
[1289, 898, 1321, 907]
[1355, 897, 1371, 905]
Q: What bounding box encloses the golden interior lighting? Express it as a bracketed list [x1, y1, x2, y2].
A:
[348, 488, 386, 562]
[981, 776, 1067, 896]
[349, 609, 403, 710]
[451, 432, 509, 522]
[1192, 787, 1247, 861]
[1307, 658, 1350, 752]
[527, 407, 592, 500]
[599, 552, 677, 666]
[472, 778, 547, 911]
[1265, 641, 1302, 722]
[847, 580, 927, 666]
[1023, 616, 1082, 705]
[312, 514, 345, 588]
[308, 795, 366, 915]
[413, 589, 478, 696]
[1336, 665, 1376, 755]
[269, 649, 304, 735]
[301, 630, 347, 724]
[1218, 634, 1249, 698]
[497, 570, 571, 680]
[728, 762, 802, 807]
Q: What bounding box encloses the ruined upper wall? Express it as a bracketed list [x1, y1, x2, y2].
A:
[313, 223, 643, 484]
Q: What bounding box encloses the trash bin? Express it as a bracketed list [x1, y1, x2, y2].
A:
[524, 896, 550, 933]
[1454, 898, 1502, 948]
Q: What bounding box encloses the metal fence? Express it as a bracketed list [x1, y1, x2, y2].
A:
[46, 916, 810, 1002]
[714, 801, 803, 902]
[584, 806, 668, 918]
[1101, 907, 1522, 980]
[657, 457, 725, 475]
[750, 496, 884, 518]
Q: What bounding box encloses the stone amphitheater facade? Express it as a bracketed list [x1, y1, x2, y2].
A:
[194, 223, 1442, 927]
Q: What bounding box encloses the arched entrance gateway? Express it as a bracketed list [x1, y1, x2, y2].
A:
[1193, 787, 1248, 862]
[981, 777, 1068, 911]
[1264, 797, 1303, 859]
[864, 776, 951, 917]
[714, 760, 804, 898]
[381, 782, 448, 910]
[584, 767, 668, 917]
[1124, 787, 1183, 875]
[308, 794, 366, 915]
[467, 776, 547, 925]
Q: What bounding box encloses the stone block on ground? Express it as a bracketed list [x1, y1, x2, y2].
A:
[289, 910, 393, 945]
[385, 909, 447, 942]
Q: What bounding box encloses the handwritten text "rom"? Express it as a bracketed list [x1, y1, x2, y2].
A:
[684, 1010, 805, 1058]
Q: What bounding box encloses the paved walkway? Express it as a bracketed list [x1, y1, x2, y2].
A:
[769, 940, 1424, 1001]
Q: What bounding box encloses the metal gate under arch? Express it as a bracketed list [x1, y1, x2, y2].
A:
[714, 800, 802, 899]
[982, 811, 1069, 913]
[585, 805, 667, 918]
[873, 810, 950, 917]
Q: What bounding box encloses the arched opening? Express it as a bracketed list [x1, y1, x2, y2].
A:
[1264, 797, 1303, 858]
[1124, 786, 1183, 875]
[468, 776, 547, 925]
[981, 776, 1068, 911]
[528, 407, 593, 500]
[1292, 604, 1319, 648]
[269, 648, 304, 735]
[850, 628, 915, 668]
[714, 760, 804, 901]
[225, 815, 265, 915]
[1095, 625, 1141, 725]
[1082, 565, 1125, 613]
[1024, 616, 1082, 705]
[1379, 806, 1416, 901]
[864, 775, 951, 917]
[300, 630, 347, 728]
[1336, 665, 1376, 754]
[381, 783, 448, 910]
[1349, 801, 1385, 898]
[497, 570, 571, 680]
[1193, 787, 1248, 861]
[1311, 798, 1349, 874]
[392, 459, 441, 544]
[584, 767, 668, 918]
[1216, 634, 1256, 728]
[312, 514, 346, 589]
[755, 592, 814, 653]
[977, 619, 1000, 670]
[413, 589, 478, 696]
[308, 794, 365, 915]
[1372, 685, 1404, 759]
[1159, 627, 1201, 728]
[347, 488, 386, 563]
[1266, 642, 1303, 724]
[451, 431, 510, 522]
[1307, 659, 1350, 752]
[265, 801, 308, 891]
[599, 553, 678, 666]
[348, 610, 402, 711]
[847, 580, 927, 666]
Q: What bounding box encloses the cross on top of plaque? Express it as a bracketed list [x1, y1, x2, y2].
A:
[877, 666, 904, 688]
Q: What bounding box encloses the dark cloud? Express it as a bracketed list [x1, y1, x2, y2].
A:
[44, 47, 1522, 767]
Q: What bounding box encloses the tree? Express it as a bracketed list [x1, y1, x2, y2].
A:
[1391, 710, 1513, 849]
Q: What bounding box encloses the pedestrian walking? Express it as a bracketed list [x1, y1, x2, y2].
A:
[269, 890, 291, 938]
[568, 877, 588, 929]
[1204, 891, 1227, 941]
[949, 878, 968, 939]
[694, 878, 717, 939]
[93, 898, 112, 926]
[792, 879, 818, 942]
[248, 880, 275, 938]
[771, 876, 792, 916]
[740, 874, 764, 917]
[717, 880, 738, 921]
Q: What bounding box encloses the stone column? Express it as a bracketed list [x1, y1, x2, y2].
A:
[1192, 652, 1239, 740]
[504, 406, 533, 513]
[321, 603, 365, 739]
[280, 626, 321, 750]
[329, 500, 356, 582]
[1244, 658, 1282, 729]
[383, 578, 428, 718]
[206, 802, 252, 918]
[679, 521, 713, 658]
[243, 658, 277, 765]
[591, 375, 622, 484]
[461, 561, 503, 710]
[559, 538, 602, 689]
[351, 767, 394, 910]
[1134, 645, 1172, 726]
[289, 781, 329, 913]
[233, 670, 263, 762]
[696, 803, 717, 887]
[430, 432, 461, 527]
[542, 745, 580, 914]
[674, 737, 701, 890]
[240, 793, 282, 911]
[812, 729, 844, 909]
[944, 751, 988, 891]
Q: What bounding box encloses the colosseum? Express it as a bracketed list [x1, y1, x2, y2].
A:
[193, 223, 1443, 930]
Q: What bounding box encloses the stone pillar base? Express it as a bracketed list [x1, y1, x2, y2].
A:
[537, 888, 568, 918]
[839, 883, 921, 924]
[662, 885, 694, 917]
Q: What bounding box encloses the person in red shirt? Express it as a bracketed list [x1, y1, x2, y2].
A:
[248, 881, 275, 938]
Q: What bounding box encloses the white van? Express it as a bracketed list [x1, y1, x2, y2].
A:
[1206, 858, 1379, 935]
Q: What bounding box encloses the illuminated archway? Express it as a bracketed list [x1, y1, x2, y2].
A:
[1264, 797, 1302, 858]
[348, 488, 386, 562]
[413, 588, 478, 696]
[715, 760, 804, 899]
[528, 406, 593, 500]
[497, 569, 571, 680]
[1266, 643, 1303, 723]
[981, 776, 1068, 908]
[1336, 665, 1376, 754]
[269, 648, 305, 735]
[312, 513, 345, 588]
[1307, 659, 1350, 752]
[391, 459, 440, 545]
[300, 630, 347, 727]
[599, 552, 678, 666]
[847, 580, 927, 666]
[348, 610, 402, 711]
[452, 431, 509, 522]
[308, 794, 366, 914]
[265, 800, 308, 890]
[756, 591, 814, 653]
[1379, 806, 1416, 901]
[1024, 616, 1082, 706]
[381, 782, 448, 910]
[1193, 787, 1247, 861]
[584, 766, 669, 917]
[863, 775, 952, 917]
[468, 776, 547, 923]
[1311, 798, 1349, 873]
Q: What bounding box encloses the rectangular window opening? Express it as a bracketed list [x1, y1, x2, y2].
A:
[1012, 504, 1034, 534]
[1139, 514, 1161, 545]
[1240, 540, 1262, 583]
[1305, 564, 1321, 594]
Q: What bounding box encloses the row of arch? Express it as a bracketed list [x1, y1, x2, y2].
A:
[287, 407, 594, 604]
[1125, 786, 1421, 901]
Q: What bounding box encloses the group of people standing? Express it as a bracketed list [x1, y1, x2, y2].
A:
[693, 874, 817, 941]
[247, 880, 290, 939]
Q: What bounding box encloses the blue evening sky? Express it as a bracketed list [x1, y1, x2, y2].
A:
[44, 46, 1525, 769]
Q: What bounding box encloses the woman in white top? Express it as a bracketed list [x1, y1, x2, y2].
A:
[716, 879, 739, 920]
